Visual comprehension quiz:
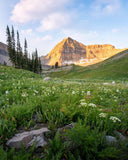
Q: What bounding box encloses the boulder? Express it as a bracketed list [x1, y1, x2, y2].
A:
[106, 136, 117, 144]
[6, 128, 49, 149]
[43, 77, 51, 81]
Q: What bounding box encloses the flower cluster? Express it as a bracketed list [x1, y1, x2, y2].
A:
[88, 103, 96, 108]
[109, 116, 121, 123]
[99, 113, 107, 118]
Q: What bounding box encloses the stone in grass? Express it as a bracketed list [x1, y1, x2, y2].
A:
[43, 77, 51, 81]
[58, 123, 75, 134]
[114, 131, 126, 142]
[6, 128, 49, 150]
[106, 136, 117, 144]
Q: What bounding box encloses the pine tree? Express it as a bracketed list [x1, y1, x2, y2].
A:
[6, 26, 12, 62]
[11, 26, 16, 66]
[24, 38, 28, 69]
[38, 58, 42, 74]
[34, 49, 39, 73]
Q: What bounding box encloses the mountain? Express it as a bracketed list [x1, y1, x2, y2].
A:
[41, 37, 125, 66]
[0, 42, 11, 66]
[49, 49, 128, 80]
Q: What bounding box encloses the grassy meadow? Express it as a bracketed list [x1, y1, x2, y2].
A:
[0, 64, 128, 159]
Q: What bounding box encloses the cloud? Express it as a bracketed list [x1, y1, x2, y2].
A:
[11, 0, 74, 31]
[35, 35, 53, 42]
[37, 12, 71, 31]
[21, 29, 33, 35]
[91, 0, 121, 16]
[112, 28, 119, 33]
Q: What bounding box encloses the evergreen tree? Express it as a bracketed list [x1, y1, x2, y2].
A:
[16, 31, 20, 68]
[34, 49, 38, 73]
[6, 26, 12, 62]
[55, 62, 58, 69]
[38, 58, 42, 74]
[24, 38, 28, 69]
[6, 25, 42, 74]
[11, 26, 16, 66]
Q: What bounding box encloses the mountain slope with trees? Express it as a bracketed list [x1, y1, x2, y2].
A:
[6, 26, 42, 74]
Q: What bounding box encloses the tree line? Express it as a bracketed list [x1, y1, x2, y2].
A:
[6, 26, 42, 74]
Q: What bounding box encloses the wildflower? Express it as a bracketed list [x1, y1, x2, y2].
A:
[5, 91, 9, 94]
[112, 81, 115, 84]
[88, 103, 96, 108]
[80, 102, 87, 107]
[34, 90, 38, 93]
[80, 99, 85, 102]
[100, 97, 103, 100]
[99, 113, 107, 118]
[116, 89, 119, 92]
[109, 116, 121, 123]
[22, 93, 28, 97]
[87, 91, 90, 95]
[103, 83, 109, 85]
[72, 91, 75, 94]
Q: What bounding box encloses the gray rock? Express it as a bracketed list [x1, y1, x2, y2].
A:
[106, 136, 117, 144]
[58, 123, 75, 134]
[27, 135, 47, 148]
[114, 131, 126, 142]
[6, 128, 49, 149]
[43, 77, 51, 81]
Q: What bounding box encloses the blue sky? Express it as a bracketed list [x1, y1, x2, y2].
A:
[0, 0, 128, 56]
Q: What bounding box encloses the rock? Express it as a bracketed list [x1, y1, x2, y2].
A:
[106, 136, 117, 144]
[27, 135, 47, 148]
[41, 37, 124, 66]
[114, 131, 126, 142]
[58, 123, 75, 134]
[6, 128, 49, 149]
[43, 77, 51, 81]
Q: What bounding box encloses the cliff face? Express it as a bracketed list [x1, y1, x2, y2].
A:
[41, 37, 124, 66]
[0, 42, 12, 66]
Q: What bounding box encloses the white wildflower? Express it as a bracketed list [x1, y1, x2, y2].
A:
[80, 102, 87, 107]
[103, 83, 109, 85]
[5, 91, 9, 94]
[88, 103, 96, 108]
[72, 91, 75, 94]
[109, 116, 121, 123]
[99, 113, 107, 118]
[34, 90, 38, 93]
[22, 93, 28, 97]
[116, 89, 119, 92]
[87, 91, 91, 95]
[80, 99, 85, 102]
[112, 81, 115, 84]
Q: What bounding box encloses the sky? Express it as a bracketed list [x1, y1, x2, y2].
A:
[0, 0, 128, 56]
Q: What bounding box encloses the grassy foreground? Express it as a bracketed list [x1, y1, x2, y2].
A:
[0, 65, 128, 159]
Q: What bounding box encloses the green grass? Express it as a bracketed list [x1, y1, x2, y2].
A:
[0, 65, 128, 159]
[50, 49, 128, 80]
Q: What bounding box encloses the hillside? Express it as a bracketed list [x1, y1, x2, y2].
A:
[41, 37, 125, 66]
[49, 49, 128, 80]
[0, 42, 11, 66]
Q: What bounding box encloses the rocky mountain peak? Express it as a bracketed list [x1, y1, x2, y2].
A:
[41, 37, 124, 66]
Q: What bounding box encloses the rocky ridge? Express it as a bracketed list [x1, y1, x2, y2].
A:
[0, 42, 11, 66]
[41, 37, 125, 66]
